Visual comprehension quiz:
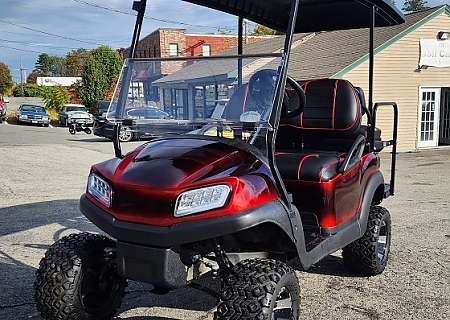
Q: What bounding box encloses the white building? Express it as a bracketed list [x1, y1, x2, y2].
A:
[36, 77, 81, 87]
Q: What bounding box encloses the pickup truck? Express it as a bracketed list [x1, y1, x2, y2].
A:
[0, 94, 9, 123]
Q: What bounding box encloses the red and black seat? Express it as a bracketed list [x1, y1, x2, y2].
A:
[276, 78, 365, 183]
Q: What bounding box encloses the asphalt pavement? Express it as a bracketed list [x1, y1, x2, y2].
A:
[0, 121, 449, 320]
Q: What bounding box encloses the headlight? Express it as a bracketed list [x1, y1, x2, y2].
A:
[87, 173, 112, 207]
[42, 116, 49, 121]
[19, 114, 27, 119]
[174, 185, 230, 217]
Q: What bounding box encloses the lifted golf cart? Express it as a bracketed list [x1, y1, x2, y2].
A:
[34, 0, 404, 319]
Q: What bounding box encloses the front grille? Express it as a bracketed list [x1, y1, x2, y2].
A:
[27, 115, 42, 120]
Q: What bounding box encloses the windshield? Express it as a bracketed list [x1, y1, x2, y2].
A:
[108, 54, 283, 156]
[66, 106, 86, 112]
[21, 105, 45, 112]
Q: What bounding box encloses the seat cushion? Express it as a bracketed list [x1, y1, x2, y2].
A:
[276, 151, 344, 182]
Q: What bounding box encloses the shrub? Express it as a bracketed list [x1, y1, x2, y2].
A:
[41, 85, 71, 112]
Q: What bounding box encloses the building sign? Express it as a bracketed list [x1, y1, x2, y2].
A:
[419, 39, 450, 68]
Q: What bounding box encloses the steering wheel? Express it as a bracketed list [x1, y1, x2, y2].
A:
[248, 70, 305, 119]
[281, 75, 306, 119]
[248, 69, 277, 110]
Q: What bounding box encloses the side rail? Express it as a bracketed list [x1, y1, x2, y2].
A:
[371, 102, 398, 197]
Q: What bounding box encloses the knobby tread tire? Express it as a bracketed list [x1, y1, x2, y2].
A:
[215, 258, 300, 320]
[34, 232, 126, 320]
[342, 205, 391, 276]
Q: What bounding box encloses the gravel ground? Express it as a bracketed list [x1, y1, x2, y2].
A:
[0, 125, 449, 320]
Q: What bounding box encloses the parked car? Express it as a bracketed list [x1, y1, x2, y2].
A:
[16, 104, 50, 126]
[93, 106, 175, 142]
[90, 100, 112, 118]
[58, 104, 94, 127]
[0, 94, 9, 123]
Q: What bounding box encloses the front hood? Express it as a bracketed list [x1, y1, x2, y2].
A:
[68, 111, 90, 117]
[109, 137, 264, 189]
[89, 137, 278, 226]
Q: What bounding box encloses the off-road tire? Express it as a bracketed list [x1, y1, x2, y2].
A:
[34, 232, 127, 320]
[342, 205, 391, 276]
[69, 126, 76, 135]
[84, 127, 92, 134]
[215, 258, 300, 320]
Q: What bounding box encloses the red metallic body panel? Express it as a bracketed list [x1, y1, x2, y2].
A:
[88, 138, 279, 227]
[284, 153, 379, 228]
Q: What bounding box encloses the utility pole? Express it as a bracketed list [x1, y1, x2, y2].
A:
[19, 55, 27, 97]
[243, 19, 249, 44]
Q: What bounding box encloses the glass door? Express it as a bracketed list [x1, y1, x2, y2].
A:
[418, 88, 441, 148]
[440, 88, 450, 145]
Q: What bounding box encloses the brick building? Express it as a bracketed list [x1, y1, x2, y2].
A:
[123, 28, 267, 59]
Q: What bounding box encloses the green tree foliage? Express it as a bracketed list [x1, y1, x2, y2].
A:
[41, 85, 71, 111]
[34, 53, 67, 76]
[79, 46, 123, 108]
[66, 48, 89, 77]
[12, 83, 42, 97]
[403, 0, 428, 13]
[0, 62, 13, 94]
[251, 24, 283, 36]
[34, 53, 54, 76]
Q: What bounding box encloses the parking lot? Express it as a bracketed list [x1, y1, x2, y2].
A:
[0, 121, 449, 320]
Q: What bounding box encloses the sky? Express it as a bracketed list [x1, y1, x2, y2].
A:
[0, 0, 446, 83]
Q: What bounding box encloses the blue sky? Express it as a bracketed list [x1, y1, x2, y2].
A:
[0, 0, 446, 83]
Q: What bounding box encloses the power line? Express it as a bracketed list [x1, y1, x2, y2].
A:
[69, 0, 232, 31]
[1, 44, 42, 54]
[0, 38, 83, 51]
[0, 19, 103, 46]
[0, 29, 129, 44]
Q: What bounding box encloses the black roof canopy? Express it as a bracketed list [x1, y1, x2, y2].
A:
[182, 0, 405, 32]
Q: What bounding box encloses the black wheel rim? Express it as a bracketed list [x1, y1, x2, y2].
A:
[376, 220, 388, 263]
[272, 286, 294, 320]
[119, 127, 132, 141]
[80, 257, 122, 315]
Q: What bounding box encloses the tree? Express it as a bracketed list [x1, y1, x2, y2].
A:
[0, 62, 13, 94]
[251, 24, 283, 36]
[79, 46, 123, 108]
[27, 71, 40, 84]
[403, 0, 428, 13]
[66, 48, 89, 77]
[34, 53, 54, 76]
[34, 53, 67, 76]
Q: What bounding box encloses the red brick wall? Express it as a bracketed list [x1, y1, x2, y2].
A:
[186, 34, 265, 56]
[125, 29, 267, 58]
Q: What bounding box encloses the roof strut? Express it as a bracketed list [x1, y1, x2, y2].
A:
[237, 16, 243, 87]
[368, 4, 375, 150]
[113, 0, 148, 159]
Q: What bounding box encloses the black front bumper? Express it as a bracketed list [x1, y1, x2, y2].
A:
[79, 194, 292, 288]
[79, 194, 289, 247]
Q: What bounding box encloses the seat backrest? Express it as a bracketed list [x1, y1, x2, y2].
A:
[277, 78, 363, 150]
[300, 78, 361, 135]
